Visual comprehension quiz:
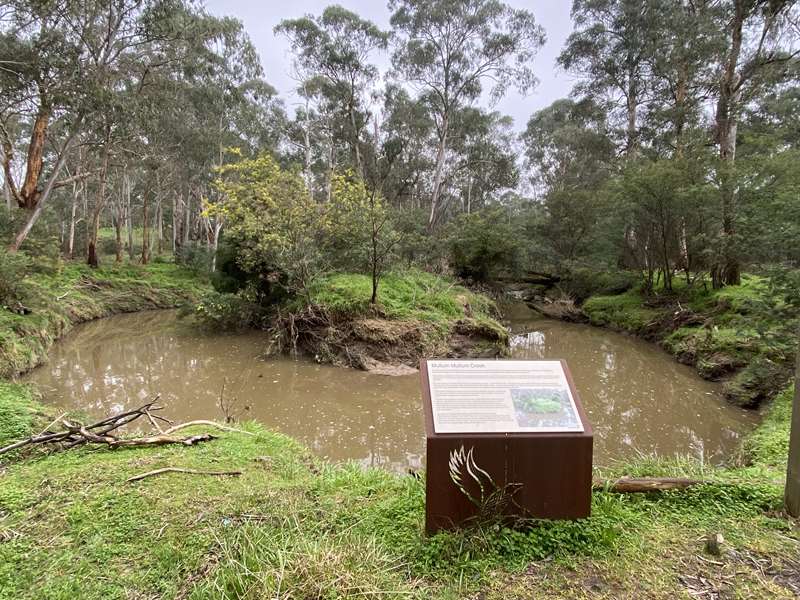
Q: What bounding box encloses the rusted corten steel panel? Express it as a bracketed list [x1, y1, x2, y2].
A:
[421, 359, 593, 534]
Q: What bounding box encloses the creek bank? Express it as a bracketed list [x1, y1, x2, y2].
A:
[264, 271, 509, 373]
[514, 274, 795, 408]
[0, 262, 207, 379]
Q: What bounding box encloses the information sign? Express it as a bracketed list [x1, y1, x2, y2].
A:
[426, 360, 584, 434]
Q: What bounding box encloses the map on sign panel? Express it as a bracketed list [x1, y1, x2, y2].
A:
[426, 360, 584, 434]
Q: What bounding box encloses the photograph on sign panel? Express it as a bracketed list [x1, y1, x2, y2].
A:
[510, 387, 580, 430]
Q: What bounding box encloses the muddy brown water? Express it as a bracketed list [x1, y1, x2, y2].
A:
[24, 303, 758, 472]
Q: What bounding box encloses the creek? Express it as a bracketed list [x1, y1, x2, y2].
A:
[24, 302, 758, 472]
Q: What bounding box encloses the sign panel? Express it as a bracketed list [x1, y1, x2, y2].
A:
[426, 360, 584, 434]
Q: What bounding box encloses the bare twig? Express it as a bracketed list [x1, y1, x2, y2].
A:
[163, 421, 254, 436]
[126, 467, 243, 483]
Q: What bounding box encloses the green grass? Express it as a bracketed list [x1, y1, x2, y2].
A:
[0, 380, 796, 598]
[303, 270, 497, 325]
[281, 269, 508, 359]
[0, 259, 208, 378]
[582, 289, 661, 332]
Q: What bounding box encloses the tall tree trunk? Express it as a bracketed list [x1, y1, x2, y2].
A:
[674, 61, 688, 159]
[348, 94, 363, 178]
[211, 221, 222, 272]
[713, 0, 745, 287]
[172, 194, 177, 255]
[18, 102, 51, 209]
[8, 114, 84, 252]
[114, 211, 123, 263]
[786, 350, 800, 516]
[625, 63, 638, 157]
[303, 95, 313, 191]
[67, 189, 78, 259]
[183, 192, 190, 246]
[326, 127, 334, 204]
[87, 131, 111, 268]
[428, 112, 450, 230]
[156, 199, 163, 256]
[141, 190, 150, 265]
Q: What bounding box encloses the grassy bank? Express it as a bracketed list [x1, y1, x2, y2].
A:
[206, 270, 509, 372]
[0, 261, 207, 378]
[0, 379, 797, 598]
[577, 275, 797, 407]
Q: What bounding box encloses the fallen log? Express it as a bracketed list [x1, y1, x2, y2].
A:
[593, 477, 706, 493]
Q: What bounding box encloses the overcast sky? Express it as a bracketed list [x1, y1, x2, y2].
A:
[203, 1, 576, 131]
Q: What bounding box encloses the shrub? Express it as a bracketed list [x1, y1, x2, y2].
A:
[446, 207, 524, 282]
[0, 252, 32, 309]
[176, 241, 214, 274]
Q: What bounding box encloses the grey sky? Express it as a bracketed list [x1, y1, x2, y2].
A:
[203, 1, 576, 131]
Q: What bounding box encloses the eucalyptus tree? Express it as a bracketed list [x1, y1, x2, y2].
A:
[377, 84, 436, 210]
[559, 0, 657, 156]
[276, 6, 388, 179]
[1, 0, 216, 252]
[522, 98, 616, 267]
[443, 107, 518, 215]
[389, 0, 545, 229]
[709, 0, 799, 287]
[644, 0, 724, 158]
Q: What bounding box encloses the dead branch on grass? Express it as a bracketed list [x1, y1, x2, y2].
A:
[0, 396, 249, 456]
[125, 467, 242, 483]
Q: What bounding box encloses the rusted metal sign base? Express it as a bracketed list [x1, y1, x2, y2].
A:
[421, 359, 593, 534]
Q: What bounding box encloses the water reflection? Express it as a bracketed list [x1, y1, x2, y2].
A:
[503, 301, 758, 465]
[25, 305, 757, 471]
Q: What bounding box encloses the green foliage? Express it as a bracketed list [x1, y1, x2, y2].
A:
[175, 242, 214, 274]
[215, 152, 325, 297]
[446, 207, 524, 282]
[582, 289, 660, 332]
[0, 251, 33, 309]
[190, 290, 267, 331]
[558, 268, 636, 303]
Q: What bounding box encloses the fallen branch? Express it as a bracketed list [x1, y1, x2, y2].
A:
[593, 477, 706, 493]
[0, 397, 247, 456]
[163, 421, 254, 436]
[126, 467, 243, 483]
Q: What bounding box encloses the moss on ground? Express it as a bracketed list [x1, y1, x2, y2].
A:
[580, 275, 798, 407]
[0, 379, 796, 598]
[0, 260, 207, 378]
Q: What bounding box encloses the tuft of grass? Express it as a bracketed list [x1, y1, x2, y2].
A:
[740, 383, 794, 468]
[582, 289, 660, 332]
